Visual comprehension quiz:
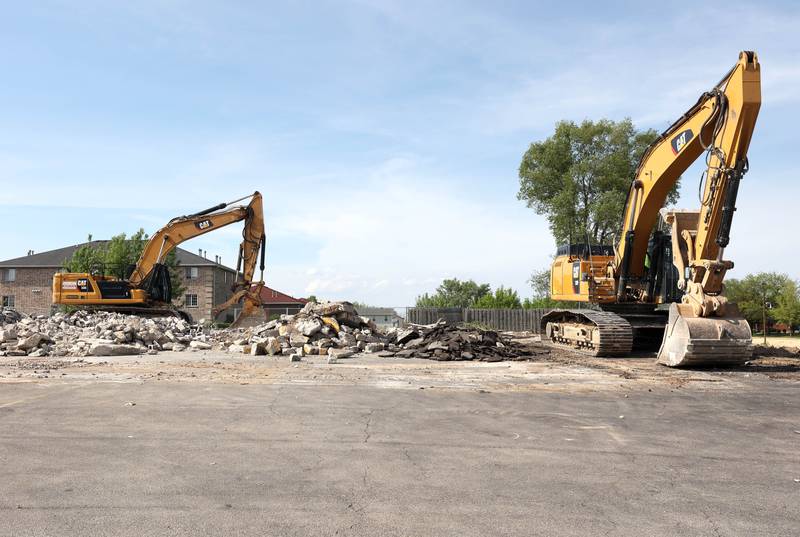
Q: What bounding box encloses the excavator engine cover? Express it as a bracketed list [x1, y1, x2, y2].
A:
[656, 303, 752, 367]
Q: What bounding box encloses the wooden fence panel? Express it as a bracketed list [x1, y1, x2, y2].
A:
[407, 308, 549, 333]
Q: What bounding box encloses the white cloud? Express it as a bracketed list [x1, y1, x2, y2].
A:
[476, 5, 800, 135]
[263, 157, 551, 305]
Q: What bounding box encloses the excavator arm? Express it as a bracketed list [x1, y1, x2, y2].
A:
[129, 192, 266, 323]
[615, 52, 761, 304]
[613, 52, 761, 366]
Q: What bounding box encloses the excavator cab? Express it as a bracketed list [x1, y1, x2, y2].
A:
[549, 244, 616, 304]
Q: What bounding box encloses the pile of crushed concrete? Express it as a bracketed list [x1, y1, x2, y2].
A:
[0, 308, 201, 357]
[211, 301, 391, 362]
[0, 303, 386, 360]
[0, 303, 540, 363]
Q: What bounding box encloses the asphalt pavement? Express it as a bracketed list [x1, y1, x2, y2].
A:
[0, 379, 797, 536]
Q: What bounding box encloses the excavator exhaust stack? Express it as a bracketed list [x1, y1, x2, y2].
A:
[656, 303, 752, 367]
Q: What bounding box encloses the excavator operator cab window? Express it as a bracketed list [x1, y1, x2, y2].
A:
[555, 243, 615, 260]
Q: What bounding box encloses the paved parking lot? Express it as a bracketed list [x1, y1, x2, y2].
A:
[0, 352, 798, 536]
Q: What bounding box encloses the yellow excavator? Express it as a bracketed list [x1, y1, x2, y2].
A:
[52, 192, 267, 325]
[542, 51, 761, 367]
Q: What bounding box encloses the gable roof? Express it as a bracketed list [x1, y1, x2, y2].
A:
[258, 286, 308, 305]
[0, 241, 234, 271]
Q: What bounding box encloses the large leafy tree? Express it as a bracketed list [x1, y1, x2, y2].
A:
[774, 279, 800, 331]
[724, 272, 790, 332]
[518, 119, 680, 246]
[473, 286, 522, 309]
[64, 230, 185, 300]
[521, 268, 580, 309]
[416, 278, 491, 308]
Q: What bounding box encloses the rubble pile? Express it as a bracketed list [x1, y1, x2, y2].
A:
[381, 320, 538, 362]
[0, 308, 199, 357]
[211, 301, 391, 361]
[0, 308, 22, 325]
[0, 303, 540, 363]
[752, 344, 800, 358]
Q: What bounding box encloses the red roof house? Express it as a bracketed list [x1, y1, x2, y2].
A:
[258, 285, 308, 319]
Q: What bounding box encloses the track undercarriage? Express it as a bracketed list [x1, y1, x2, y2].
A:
[541, 303, 752, 367]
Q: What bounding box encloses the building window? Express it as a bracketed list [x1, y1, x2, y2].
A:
[185, 294, 198, 307]
[185, 267, 199, 280]
[1, 268, 16, 282]
[2, 295, 14, 308]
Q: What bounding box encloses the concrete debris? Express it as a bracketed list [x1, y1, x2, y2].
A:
[212, 301, 381, 359]
[89, 342, 144, 356]
[0, 308, 23, 326]
[0, 305, 542, 363]
[0, 309, 195, 358]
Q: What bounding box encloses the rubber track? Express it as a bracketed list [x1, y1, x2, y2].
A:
[541, 309, 633, 357]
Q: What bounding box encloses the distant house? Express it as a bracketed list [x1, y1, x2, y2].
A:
[772, 322, 793, 334]
[356, 307, 403, 329]
[258, 286, 308, 319]
[0, 241, 237, 322]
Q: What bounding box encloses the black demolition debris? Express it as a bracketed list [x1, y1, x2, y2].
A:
[382, 320, 547, 362]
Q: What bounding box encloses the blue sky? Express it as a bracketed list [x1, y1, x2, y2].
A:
[1, 1, 797, 305]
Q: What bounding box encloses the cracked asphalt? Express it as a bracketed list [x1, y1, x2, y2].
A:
[0, 354, 798, 536]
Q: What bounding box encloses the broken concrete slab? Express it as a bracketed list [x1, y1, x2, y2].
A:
[89, 342, 144, 356]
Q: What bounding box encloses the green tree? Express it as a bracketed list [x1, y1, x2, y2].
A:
[520, 267, 587, 309]
[306, 295, 318, 303]
[725, 273, 790, 333]
[529, 269, 551, 299]
[415, 278, 491, 308]
[105, 229, 148, 279]
[63, 237, 107, 274]
[473, 286, 522, 309]
[518, 119, 680, 245]
[773, 279, 800, 332]
[63, 229, 185, 302]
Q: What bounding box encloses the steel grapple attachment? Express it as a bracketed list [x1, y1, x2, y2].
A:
[656, 303, 752, 367]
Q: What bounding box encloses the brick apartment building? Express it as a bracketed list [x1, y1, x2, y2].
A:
[0, 241, 238, 322]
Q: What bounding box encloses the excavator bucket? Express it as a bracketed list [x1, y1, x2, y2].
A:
[230, 307, 267, 328]
[656, 303, 752, 367]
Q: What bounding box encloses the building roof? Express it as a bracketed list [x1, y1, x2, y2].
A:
[258, 286, 308, 305]
[0, 241, 234, 271]
[357, 307, 401, 317]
